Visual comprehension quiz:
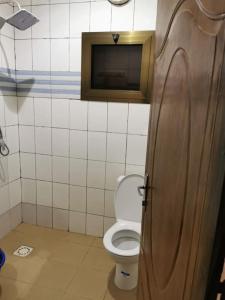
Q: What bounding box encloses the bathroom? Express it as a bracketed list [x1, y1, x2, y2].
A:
[0, 0, 225, 299]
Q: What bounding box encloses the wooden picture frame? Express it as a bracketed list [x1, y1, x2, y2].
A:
[81, 31, 155, 103]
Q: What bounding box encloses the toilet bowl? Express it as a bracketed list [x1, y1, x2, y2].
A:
[103, 174, 144, 290]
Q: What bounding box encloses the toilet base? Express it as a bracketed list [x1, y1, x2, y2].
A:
[114, 262, 138, 290]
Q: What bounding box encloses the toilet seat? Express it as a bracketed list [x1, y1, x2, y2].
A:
[103, 221, 141, 257]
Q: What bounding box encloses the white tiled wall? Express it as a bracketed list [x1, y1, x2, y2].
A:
[0, 0, 158, 237]
[0, 3, 22, 238]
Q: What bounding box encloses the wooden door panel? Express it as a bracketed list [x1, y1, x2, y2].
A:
[138, 0, 225, 299]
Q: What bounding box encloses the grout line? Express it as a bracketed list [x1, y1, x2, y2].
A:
[17, 123, 148, 136]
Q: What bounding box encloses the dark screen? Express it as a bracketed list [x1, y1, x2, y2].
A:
[91, 44, 142, 91]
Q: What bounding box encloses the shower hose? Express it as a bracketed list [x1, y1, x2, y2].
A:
[0, 127, 9, 156]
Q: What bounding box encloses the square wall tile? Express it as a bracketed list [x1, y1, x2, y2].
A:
[52, 99, 69, 128]
[125, 164, 145, 176]
[52, 128, 69, 156]
[10, 204, 22, 230]
[104, 190, 115, 218]
[86, 214, 103, 237]
[6, 126, 19, 154]
[70, 158, 87, 186]
[87, 160, 105, 189]
[1, 37, 15, 70]
[70, 2, 90, 37]
[8, 153, 20, 182]
[4, 97, 18, 126]
[104, 217, 116, 234]
[19, 126, 35, 153]
[90, 1, 111, 32]
[0, 97, 5, 127]
[0, 156, 8, 186]
[36, 154, 52, 181]
[69, 39, 81, 72]
[53, 183, 69, 209]
[20, 153, 36, 179]
[18, 97, 34, 125]
[1, 4, 14, 38]
[88, 132, 106, 161]
[111, 0, 134, 31]
[37, 180, 52, 207]
[32, 5, 50, 39]
[22, 203, 36, 225]
[34, 98, 51, 127]
[37, 205, 52, 228]
[0, 212, 11, 239]
[88, 102, 107, 132]
[9, 179, 21, 208]
[105, 162, 125, 190]
[32, 39, 51, 71]
[52, 156, 69, 184]
[22, 178, 36, 204]
[87, 188, 104, 215]
[108, 103, 128, 133]
[70, 101, 88, 130]
[133, 0, 157, 30]
[35, 127, 52, 155]
[0, 186, 10, 216]
[51, 39, 69, 71]
[106, 133, 126, 163]
[69, 211, 86, 234]
[70, 185, 86, 212]
[50, 4, 69, 38]
[128, 104, 150, 135]
[126, 135, 147, 165]
[70, 130, 87, 159]
[53, 208, 69, 231]
[15, 40, 32, 70]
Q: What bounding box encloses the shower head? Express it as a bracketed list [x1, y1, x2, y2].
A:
[0, 0, 39, 31]
[6, 9, 39, 30]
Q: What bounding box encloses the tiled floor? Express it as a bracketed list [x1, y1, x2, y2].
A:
[0, 224, 137, 300]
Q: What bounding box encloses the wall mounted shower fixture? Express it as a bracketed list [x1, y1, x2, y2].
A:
[108, 0, 130, 5]
[0, 0, 39, 31]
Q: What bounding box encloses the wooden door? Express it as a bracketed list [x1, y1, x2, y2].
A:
[138, 1, 225, 299]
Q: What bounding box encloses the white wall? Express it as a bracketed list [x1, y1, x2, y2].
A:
[2, 0, 158, 237]
[0, 3, 22, 238]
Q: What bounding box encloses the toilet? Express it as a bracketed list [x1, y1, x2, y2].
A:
[103, 174, 144, 290]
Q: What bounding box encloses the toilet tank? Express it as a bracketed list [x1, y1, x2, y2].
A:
[114, 174, 144, 223]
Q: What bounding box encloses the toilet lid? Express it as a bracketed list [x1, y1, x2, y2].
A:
[115, 174, 144, 223]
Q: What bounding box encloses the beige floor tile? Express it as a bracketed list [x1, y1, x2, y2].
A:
[34, 259, 77, 290]
[82, 247, 114, 272]
[63, 293, 92, 300]
[51, 242, 89, 266]
[0, 231, 33, 256]
[63, 232, 95, 247]
[0, 230, 55, 261]
[104, 272, 137, 300]
[67, 266, 109, 300]
[92, 237, 104, 249]
[22, 285, 65, 300]
[0, 255, 46, 284]
[104, 289, 137, 300]
[0, 277, 30, 300]
[15, 223, 68, 241]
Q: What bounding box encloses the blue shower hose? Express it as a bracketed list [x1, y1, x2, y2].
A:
[0, 249, 6, 270]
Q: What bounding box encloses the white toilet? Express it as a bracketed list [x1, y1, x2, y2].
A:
[103, 174, 144, 290]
